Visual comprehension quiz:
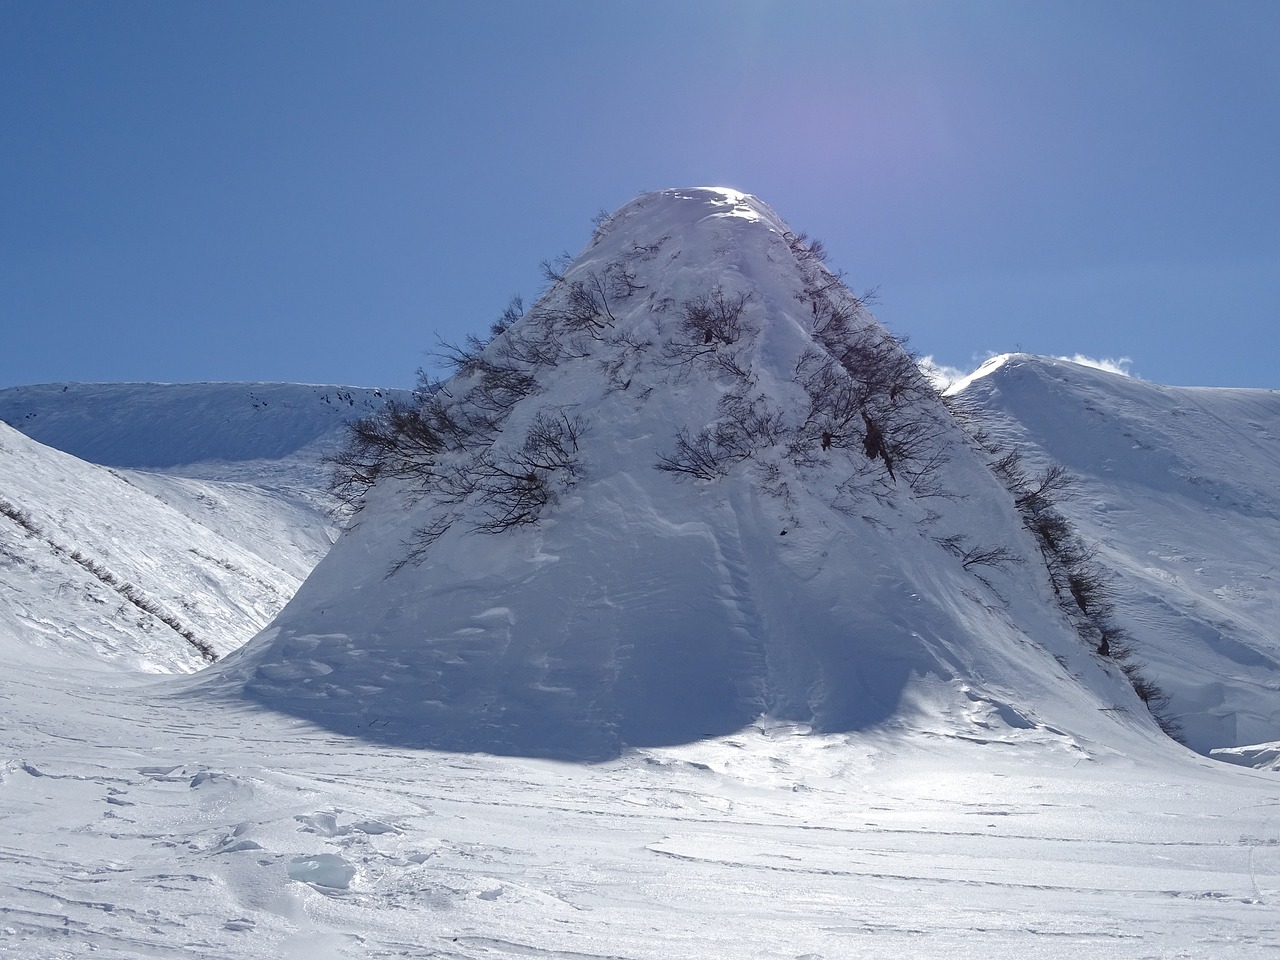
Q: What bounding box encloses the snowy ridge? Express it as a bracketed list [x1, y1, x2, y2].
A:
[0, 381, 404, 469]
[213, 188, 1166, 761]
[954, 353, 1280, 757]
[0, 380, 414, 671]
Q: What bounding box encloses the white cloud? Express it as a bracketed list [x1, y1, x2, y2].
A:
[916, 356, 969, 391]
[1055, 354, 1136, 377]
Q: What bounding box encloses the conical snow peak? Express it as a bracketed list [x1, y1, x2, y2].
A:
[215, 191, 1155, 761]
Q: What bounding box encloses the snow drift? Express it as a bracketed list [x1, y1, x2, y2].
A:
[212, 188, 1163, 761]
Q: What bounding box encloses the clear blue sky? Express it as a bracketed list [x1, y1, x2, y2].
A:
[3, 1, 1278, 390]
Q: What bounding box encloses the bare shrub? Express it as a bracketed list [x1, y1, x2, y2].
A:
[958, 541, 1023, 572]
[656, 427, 746, 481]
[542, 264, 641, 340]
[971, 436, 1183, 740]
[0, 499, 40, 537]
[791, 332, 952, 497]
[682, 289, 750, 346]
[327, 399, 446, 510]
[0, 499, 216, 661]
[388, 411, 587, 573]
[657, 392, 784, 481]
[659, 289, 753, 380]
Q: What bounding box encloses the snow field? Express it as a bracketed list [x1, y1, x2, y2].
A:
[2, 661, 1279, 959]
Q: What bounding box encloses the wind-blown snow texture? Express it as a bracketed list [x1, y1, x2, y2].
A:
[216, 188, 1160, 761]
[954, 354, 1280, 758]
[6, 665, 1280, 960]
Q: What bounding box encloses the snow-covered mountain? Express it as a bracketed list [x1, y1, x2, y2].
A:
[952, 354, 1280, 759]
[0, 421, 308, 670]
[4, 190, 1280, 959]
[0, 381, 410, 671]
[210, 188, 1168, 762]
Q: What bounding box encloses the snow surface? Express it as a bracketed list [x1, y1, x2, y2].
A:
[954, 354, 1280, 757]
[3, 189, 1279, 957]
[3, 658, 1280, 959]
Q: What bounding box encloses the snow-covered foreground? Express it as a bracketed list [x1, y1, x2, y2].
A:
[3, 657, 1279, 959]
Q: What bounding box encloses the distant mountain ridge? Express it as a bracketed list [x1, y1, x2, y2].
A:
[0, 381, 409, 469]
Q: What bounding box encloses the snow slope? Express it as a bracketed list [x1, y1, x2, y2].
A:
[0, 381, 412, 529]
[952, 354, 1280, 757]
[0, 382, 411, 671]
[0, 420, 317, 671]
[212, 188, 1166, 761]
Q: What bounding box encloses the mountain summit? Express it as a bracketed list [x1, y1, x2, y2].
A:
[212, 188, 1160, 760]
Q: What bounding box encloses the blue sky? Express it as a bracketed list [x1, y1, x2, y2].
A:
[3, 0, 1277, 390]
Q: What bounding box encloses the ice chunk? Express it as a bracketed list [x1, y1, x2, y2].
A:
[287, 853, 356, 889]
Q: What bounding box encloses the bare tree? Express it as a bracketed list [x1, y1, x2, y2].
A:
[656, 392, 784, 480]
[542, 263, 640, 340]
[659, 289, 754, 380]
[327, 399, 446, 510]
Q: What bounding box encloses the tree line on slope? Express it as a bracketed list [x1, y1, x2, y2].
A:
[944, 399, 1182, 741]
